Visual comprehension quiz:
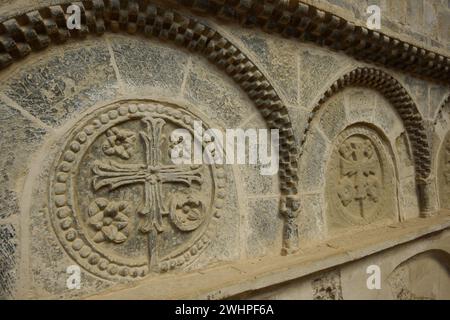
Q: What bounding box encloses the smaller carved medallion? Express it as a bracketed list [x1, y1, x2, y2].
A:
[49, 101, 226, 281]
[88, 198, 130, 244]
[326, 126, 396, 228]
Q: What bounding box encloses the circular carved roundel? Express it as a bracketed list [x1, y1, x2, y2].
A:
[326, 126, 395, 227]
[49, 101, 225, 280]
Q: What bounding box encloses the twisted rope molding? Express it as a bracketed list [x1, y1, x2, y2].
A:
[172, 0, 450, 85]
[300, 67, 435, 216]
[0, 0, 301, 253]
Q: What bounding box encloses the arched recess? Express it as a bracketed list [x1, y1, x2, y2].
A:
[301, 67, 434, 216]
[0, 1, 301, 253]
[388, 249, 450, 299]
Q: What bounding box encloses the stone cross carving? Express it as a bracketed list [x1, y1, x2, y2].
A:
[49, 103, 224, 279]
[92, 116, 203, 265]
[338, 139, 379, 218]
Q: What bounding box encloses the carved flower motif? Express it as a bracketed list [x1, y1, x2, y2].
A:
[169, 197, 204, 232]
[179, 201, 203, 222]
[88, 198, 130, 244]
[102, 128, 136, 159]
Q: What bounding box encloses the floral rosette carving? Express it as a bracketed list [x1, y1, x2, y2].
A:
[88, 198, 130, 244]
[49, 102, 225, 280]
[102, 127, 136, 159]
[169, 196, 205, 232]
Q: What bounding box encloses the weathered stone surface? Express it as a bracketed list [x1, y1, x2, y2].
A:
[344, 88, 376, 124]
[373, 94, 403, 139]
[0, 0, 448, 301]
[0, 100, 47, 220]
[110, 35, 188, 99]
[286, 105, 309, 146]
[430, 86, 449, 119]
[298, 193, 326, 243]
[396, 132, 414, 169]
[406, 0, 425, 32]
[438, 131, 450, 209]
[235, 113, 279, 196]
[187, 167, 241, 270]
[399, 75, 429, 118]
[298, 49, 350, 110]
[30, 207, 113, 298]
[398, 177, 421, 220]
[246, 198, 283, 258]
[0, 224, 16, 299]
[312, 269, 343, 300]
[230, 28, 299, 106]
[184, 56, 255, 128]
[298, 127, 329, 192]
[1, 40, 119, 127]
[237, 163, 276, 196]
[317, 94, 347, 141]
[423, 1, 439, 37]
[319, 0, 447, 47]
[435, 105, 450, 140]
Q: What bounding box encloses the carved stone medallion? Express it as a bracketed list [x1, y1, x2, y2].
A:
[49, 101, 225, 280]
[438, 131, 450, 209]
[326, 126, 396, 228]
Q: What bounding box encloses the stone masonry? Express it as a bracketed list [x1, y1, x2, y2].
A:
[0, 0, 449, 300]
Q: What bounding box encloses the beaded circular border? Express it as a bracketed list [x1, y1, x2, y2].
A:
[49, 101, 225, 280]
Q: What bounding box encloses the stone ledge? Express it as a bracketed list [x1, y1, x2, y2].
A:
[86, 210, 450, 300]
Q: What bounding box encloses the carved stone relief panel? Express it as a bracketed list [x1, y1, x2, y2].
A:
[326, 126, 397, 229]
[49, 100, 225, 280]
[438, 131, 450, 209]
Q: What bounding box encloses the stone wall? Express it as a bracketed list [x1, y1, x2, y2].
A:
[310, 0, 449, 50]
[0, 0, 449, 299]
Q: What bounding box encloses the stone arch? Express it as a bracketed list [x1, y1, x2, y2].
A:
[388, 249, 450, 299]
[0, 1, 301, 252]
[298, 115, 402, 234]
[301, 67, 434, 216]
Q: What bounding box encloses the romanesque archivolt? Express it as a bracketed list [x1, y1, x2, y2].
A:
[49, 101, 225, 280]
[305, 67, 434, 217]
[1, 1, 448, 84]
[438, 132, 450, 209]
[326, 126, 396, 228]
